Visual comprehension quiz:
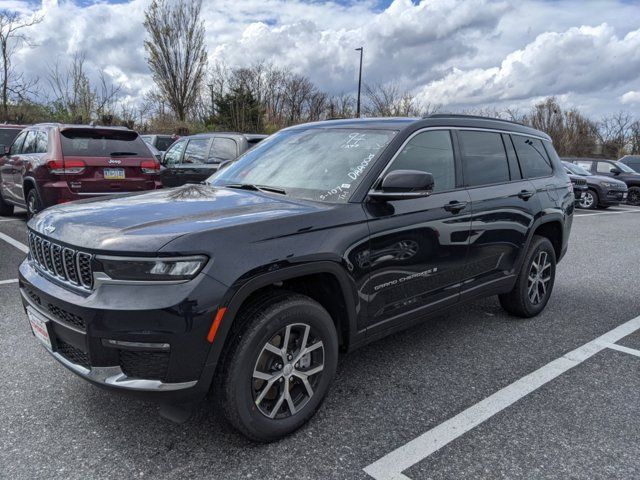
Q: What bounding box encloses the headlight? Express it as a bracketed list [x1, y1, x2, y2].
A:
[96, 255, 208, 281]
[601, 182, 615, 187]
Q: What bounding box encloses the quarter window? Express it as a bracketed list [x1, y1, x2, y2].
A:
[35, 131, 48, 153]
[512, 135, 553, 178]
[458, 130, 510, 187]
[386, 130, 455, 192]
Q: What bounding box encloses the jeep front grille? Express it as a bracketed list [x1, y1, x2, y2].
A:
[28, 231, 94, 290]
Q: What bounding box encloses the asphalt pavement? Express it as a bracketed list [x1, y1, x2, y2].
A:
[1, 205, 639, 480]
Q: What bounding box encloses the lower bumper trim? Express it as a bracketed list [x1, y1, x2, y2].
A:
[47, 346, 197, 392]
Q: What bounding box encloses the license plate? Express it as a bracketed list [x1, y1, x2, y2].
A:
[27, 307, 52, 350]
[104, 168, 125, 180]
[623, 193, 628, 199]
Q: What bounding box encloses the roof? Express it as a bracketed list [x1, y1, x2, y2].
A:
[285, 115, 551, 140]
[33, 123, 132, 131]
[0, 124, 27, 129]
[562, 156, 617, 162]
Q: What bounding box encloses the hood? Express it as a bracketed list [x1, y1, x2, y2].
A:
[588, 175, 628, 187]
[29, 184, 326, 252]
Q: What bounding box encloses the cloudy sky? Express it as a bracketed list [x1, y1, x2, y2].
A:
[4, 0, 640, 117]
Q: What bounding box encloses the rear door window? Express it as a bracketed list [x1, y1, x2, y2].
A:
[458, 130, 510, 187]
[183, 138, 211, 164]
[575, 161, 593, 171]
[60, 129, 150, 157]
[155, 136, 175, 151]
[209, 137, 237, 163]
[21, 131, 39, 154]
[511, 135, 553, 178]
[387, 130, 455, 192]
[10, 131, 27, 155]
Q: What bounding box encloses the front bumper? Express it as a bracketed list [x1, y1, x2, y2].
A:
[19, 257, 228, 403]
[601, 188, 628, 205]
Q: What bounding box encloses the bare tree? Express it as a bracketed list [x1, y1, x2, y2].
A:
[143, 0, 207, 121]
[598, 111, 633, 158]
[0, 11, 43, 121]
[47, 52, 120, 123]
[364, 83, 425, 117]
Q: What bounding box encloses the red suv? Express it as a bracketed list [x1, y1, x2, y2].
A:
[0, 124, 161, 217]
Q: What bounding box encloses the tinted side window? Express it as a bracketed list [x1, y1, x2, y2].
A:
[10, 131, 27, 155]
[163, 140, 186, 166]
[155, 136, 175, 151]
[210, 138, 237, 163]
[22, 131, 38, 154]
[387, 130, 455, 193]
[183, 139, 211, 164]
[512, 135, 553, 178]
[575, 161, 593, 171]
[596, 161, 614, 174]
[35, 131, 48, 153]
[458, 130, 510, 187]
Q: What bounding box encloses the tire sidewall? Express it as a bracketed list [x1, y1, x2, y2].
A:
[518, 237, 556, 316]
[26, 189, 42, 219]
[628, 187, 640, 206]
[226, 298, 338, 441]
[579, 189, 598, 209]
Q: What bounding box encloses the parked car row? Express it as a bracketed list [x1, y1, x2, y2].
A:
[0, 123, 266, 218]
[565, 157, 640, 207]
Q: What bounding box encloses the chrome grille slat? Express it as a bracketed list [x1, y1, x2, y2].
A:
[28, 230, 93, 291]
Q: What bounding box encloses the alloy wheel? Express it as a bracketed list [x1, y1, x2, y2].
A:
[629, 189, 640, 206]
[579, 191, 594, 209]
[527, 250, 552, 305]
[252, 323, 325, 419]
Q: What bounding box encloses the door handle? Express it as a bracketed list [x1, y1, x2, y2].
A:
[443, 201, 467, 213]
[518, 189, 535, 200]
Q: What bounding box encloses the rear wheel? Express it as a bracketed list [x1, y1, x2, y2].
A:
[216, 291, 338, 442]
[578, 189, 598, 209]
[628, 186, 640, 206]
[499, 235, 556, 318]
[26, 188, 42, 219]
[0, 191, 14, 216]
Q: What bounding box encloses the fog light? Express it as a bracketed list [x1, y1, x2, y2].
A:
[101, 339, 170, 351]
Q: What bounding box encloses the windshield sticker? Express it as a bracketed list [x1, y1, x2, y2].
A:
[341, 133, 368, 149]
[348, 153, 376, 180]
[319, 184, 351, 201]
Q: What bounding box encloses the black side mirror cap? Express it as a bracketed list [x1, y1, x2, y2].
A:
[368, 170, 434, 201]
[610, 168, 621, 175]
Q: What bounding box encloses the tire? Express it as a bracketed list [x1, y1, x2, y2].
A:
[578, 189, 598, 210]
[216, 290, 339, 442]
[628, 186, 640, 206]
[0, 191, 14, 216]
[598, 205, 610, 210]
[26, 188, 42, 219]
[499, 235, 556, 318]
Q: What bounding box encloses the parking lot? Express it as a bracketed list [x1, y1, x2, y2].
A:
[1, 205, 639, 480]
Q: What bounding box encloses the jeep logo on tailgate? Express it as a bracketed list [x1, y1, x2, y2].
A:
[108, 159, 121, 165]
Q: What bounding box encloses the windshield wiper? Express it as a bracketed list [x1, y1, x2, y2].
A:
[225, 183, 287, 195]
[109, 151, 139, 156]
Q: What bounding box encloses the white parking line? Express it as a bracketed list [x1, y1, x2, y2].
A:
[0, 232, 28, 253]
[0, 278, 18, 285]
[575, 209, 640, 218]
[0, 218, 23, 222]
[606, 343, 640, 358]
[363, 315, 640, 480]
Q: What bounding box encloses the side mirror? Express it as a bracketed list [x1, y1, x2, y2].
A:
[610, 167, 621, 175]
[368, 170, 434, 201]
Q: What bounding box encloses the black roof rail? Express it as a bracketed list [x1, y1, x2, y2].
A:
[423, 113, 528, 128]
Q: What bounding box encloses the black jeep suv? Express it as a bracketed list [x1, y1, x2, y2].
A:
[19, 115, 573, 441]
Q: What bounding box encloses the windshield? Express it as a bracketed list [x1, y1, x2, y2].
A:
[209, 128, 397, 203]
[0, 128, 21, 146]
[563, 162, 591, 176]
[614, 161, 636, 173]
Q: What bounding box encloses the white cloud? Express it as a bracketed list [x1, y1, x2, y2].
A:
[5, 0, 640, 117]
[621, 91, 640, 105]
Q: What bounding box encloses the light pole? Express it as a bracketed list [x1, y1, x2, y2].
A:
[355, 47, 363, 118]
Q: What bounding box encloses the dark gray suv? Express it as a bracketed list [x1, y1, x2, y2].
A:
[20, 115, 573, 441]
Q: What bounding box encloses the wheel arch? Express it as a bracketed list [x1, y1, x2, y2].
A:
[202, 261, 359, 381]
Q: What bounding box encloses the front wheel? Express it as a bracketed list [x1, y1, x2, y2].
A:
[216, 291, 338, 442]
[578, 189, 598, 209]
[499, 235, 556, 318]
